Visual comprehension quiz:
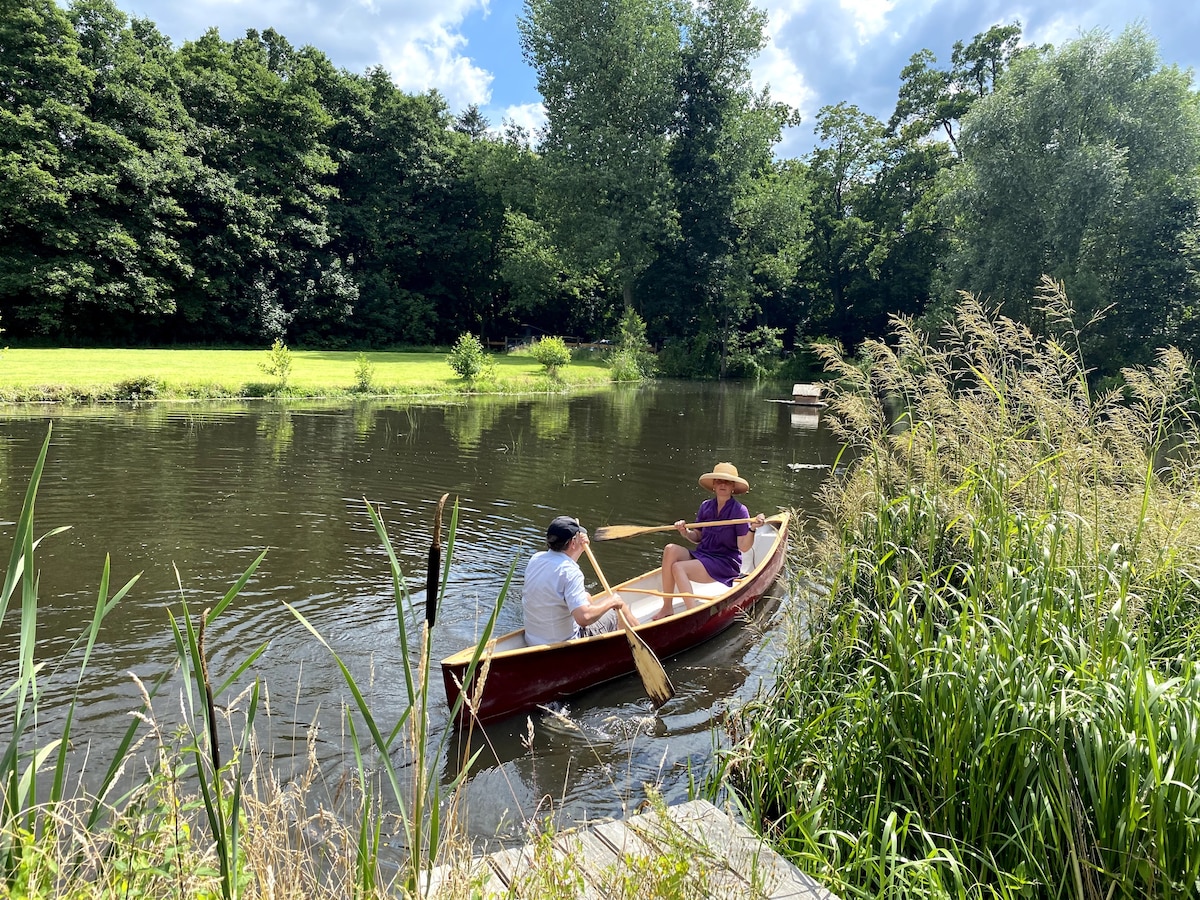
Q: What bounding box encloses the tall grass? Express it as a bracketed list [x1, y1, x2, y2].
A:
[718, 280, 1200, 898]
[0, 423, 515, 898]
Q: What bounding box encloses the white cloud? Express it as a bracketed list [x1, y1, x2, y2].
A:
[840, 0, 897, 42]
[754, 4, 818, 118]
[370, 0, 495, 110]
[499, 101, 546, 138]
[377, 23, 494, 109]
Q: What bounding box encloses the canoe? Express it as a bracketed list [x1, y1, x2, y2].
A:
[441, 512, 791, 724]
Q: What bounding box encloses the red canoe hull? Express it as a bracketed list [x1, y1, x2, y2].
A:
[441, 513, 790, 725]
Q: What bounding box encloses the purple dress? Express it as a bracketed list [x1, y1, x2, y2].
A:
[692, 497, 750, 585]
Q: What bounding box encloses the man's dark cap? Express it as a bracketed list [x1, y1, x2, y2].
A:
[547, 515, 583, 545]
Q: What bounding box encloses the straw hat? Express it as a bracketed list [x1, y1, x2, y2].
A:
[698, 462, 749, 494]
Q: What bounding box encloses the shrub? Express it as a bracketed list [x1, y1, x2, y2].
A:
[447, 333, 488, 379]
[113, 376, 162, 401]
[352, 352, 376, 392]
[258, 339, 292, 389]
[606, 349, 643, 382]
[723, 326, 783, 379]
[611, 307, 656, 379]
[530, 336, 572, 378]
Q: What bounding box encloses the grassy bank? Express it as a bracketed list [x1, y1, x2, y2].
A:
[718, 281, 1200, 898]
[0, 347, 616, 403]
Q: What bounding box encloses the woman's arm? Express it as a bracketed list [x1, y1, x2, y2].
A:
[736, 513, 767, 552]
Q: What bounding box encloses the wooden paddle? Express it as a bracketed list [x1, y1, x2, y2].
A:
[425, 493, 449, 627]
[582, 544, 674, 707]
[594, 517, 760, 541]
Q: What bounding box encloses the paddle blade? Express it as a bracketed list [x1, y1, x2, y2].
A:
[593, 523, 669, 541]
[624, 628, 674, 707]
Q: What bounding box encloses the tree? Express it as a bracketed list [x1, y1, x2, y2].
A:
[170, 28, 350, 344]
[655, 0, 793, 376]
[64, 0, 193, 340]
[799, 104, 888, 342]
[0, 0, 92, 337]
[889, 22, 1026, 156]
[941, 26, 1200, 371]
[519, 0, 684, 310]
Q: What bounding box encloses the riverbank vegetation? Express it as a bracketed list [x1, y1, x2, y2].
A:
[5, 3, 1199, 380]
[1, 427, 483, 898]
[0, 346, 615, 403]
[718, 282, 1200, 898]
[3, 427, 738, 899]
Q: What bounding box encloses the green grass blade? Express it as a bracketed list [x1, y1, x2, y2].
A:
[208, 549, 268, 621]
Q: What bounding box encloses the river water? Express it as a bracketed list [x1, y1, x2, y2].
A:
[0, 381, 838, 847]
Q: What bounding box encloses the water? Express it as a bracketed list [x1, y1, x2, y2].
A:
[0, 382, 838, 845]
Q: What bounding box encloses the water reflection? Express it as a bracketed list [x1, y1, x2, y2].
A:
[0, 383, 840, 846]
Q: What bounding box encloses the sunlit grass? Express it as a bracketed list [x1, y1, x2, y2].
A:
[0, 347, 614, 402]
[717, 278, 1200, 899]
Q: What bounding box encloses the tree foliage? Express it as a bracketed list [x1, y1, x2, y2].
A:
[942, 26, 1200, 371]
[2, 3, 1199, 383]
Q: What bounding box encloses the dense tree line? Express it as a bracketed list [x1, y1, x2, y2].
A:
[3, 0, 1199, 377]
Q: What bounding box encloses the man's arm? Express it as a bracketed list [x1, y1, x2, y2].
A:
[572, 594, 634, 627]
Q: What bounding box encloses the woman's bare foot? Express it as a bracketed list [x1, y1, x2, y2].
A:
[652, 603, 675, 621]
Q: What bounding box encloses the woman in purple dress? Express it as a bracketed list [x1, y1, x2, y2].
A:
[653, 462, 766, 620]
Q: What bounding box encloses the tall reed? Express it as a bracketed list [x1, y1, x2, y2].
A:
[0, 424, 512, 898]
[718, 280, 1200, 898]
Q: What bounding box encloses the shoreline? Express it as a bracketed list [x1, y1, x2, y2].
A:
[0, 346, 627, 404]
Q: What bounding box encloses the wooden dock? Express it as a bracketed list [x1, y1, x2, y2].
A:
[426, 798, 838, 899]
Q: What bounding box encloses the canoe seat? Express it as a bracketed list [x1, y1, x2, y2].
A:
[690, 580, 728, 599]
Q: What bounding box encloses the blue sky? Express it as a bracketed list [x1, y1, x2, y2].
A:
[112, 0, 1199, 157]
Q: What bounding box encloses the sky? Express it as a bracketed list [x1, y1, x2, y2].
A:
[110, 0, 1200, 158]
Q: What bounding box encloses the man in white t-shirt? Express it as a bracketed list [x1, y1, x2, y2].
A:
[522, 515, 635, 646]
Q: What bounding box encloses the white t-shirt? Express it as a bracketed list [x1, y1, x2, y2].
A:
[522, 550, 590, 645]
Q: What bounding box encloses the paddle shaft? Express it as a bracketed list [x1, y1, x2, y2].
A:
[594, 517, 762, 541]
[621, 587, 716, 600]
[583, 544, 617, 597]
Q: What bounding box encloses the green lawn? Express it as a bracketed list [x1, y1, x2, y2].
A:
[0, 347, 614, 402]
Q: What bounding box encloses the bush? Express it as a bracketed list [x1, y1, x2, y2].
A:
[606, 349, 644, 382]
[529, 336, 572, 378]
[113, 376, 162, 401]
[447, 333, 488, 379]
[612, 307, 656, 379]
[723, 326, 783, 379]
[258, 339, 292, 388]
[353, 352, 376, 392]
[720, 282, 1200, 897]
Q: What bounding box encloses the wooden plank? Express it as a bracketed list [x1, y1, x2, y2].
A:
[591, 816, 661, 860]
[489, 836, 604, 899]
[444, 800, 839, 900]
[621, 802, 758, 899]
[424, 856, 510, 899]
[486, 846, 532, 890]
[656, 800, 838, 899]
[547, 829, 612, 899]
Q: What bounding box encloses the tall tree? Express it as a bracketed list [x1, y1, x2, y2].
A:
[519, 0, 684, 310]
[65, 0, 192, 340]
[322, 68, 462, 344]
[171, 28, 350, 343]
[0, 0, 92, 336]
[889, 22, 1025, 156]
[653, 0, 793, 376]
[942, 26, 1200, 371]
